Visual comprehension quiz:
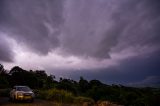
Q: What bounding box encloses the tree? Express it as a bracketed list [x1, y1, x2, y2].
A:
[79, 76, 89, 93]
[9, 66, 25, 74]
[0, 77, 9, 88]
[0, 64, 9, 88]
[0, 64, 5, 74]
[89, 80, 103, 88]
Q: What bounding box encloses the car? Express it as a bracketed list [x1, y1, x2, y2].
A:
[10, 86, 35, 102]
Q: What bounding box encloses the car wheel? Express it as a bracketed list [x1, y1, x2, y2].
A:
[13, 95, 16, 102]
[9, 96, 14, 102]
[30, 98, 34, 102]
[9, 97, 12, 102]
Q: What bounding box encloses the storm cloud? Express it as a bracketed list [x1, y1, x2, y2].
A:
[66, 50, 160, 86]
[0, 33, 13, 62]
[0, 0, 159, 59]
[0, 0, 64, 54]
[0, 0, 160, 86]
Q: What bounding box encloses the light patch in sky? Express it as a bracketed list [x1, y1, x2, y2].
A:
[2, 36, 144, 72]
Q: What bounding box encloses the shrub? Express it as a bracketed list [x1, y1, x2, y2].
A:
[73, 96, 94, 105]
[37, 88, 74, 103]
[0, 77, 9, 88]
[37, 89, 95, 105]
[0, 88, 11, 97]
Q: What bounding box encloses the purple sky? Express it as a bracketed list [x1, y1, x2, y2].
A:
[0, 0, 160, 87]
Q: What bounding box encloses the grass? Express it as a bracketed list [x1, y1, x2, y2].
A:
[0, 88, 95, 106]
[37, 89, 74, 103]
[0, 99, 77, 106]
[37, 88, 94, 105]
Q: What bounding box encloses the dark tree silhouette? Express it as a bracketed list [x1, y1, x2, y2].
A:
[79, 76, 89, 93]
[0, 64, 159, 105]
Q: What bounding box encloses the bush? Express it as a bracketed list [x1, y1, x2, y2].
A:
[37, 88, 95, 105]
[73, 96, 94, 105]
[37, 88, 74, 103]
[0, 88, 11, 97]
[0, 77, 9, 88]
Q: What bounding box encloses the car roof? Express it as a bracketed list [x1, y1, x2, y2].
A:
[14, 86, 29, 88]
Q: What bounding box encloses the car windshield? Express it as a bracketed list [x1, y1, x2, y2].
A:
[16, 86, 31, 92]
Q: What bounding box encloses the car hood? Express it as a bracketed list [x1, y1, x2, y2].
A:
[17, 91, 34, 94]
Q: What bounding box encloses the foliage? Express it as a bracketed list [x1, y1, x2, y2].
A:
[0, 88, 11, 97]
[0, 64, 160, 105]
[37, 88, 74, 103]
[37, 88, 94, 105]
[73, 96, 94, 105]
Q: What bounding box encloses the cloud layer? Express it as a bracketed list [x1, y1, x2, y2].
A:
[0, 0, 64, 55]
[0, 32, 14, 62]
[0, 0, 159, 60]
[0, 0, 160, 86]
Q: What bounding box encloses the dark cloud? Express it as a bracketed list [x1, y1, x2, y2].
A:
[65, 50, 160, 86]
[60, 0, 160, 59]
[0, 0, 64, 54]
[0, 35, 13, 62]
[128, 76, 160, 87]
[0, 0, 160, 59]
[0, 0, 160, 86]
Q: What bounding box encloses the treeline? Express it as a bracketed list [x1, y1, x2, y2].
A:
[0, 64, 160, 105]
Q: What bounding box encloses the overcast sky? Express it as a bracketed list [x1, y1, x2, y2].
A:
[0, 0, 160, 87]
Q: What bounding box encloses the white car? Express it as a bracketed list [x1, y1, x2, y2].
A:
[10, 86, 35, 102]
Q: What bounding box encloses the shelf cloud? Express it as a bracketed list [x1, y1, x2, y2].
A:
[0, 0, 160, 86]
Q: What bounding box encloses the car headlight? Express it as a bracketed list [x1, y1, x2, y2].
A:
[17, 92, 23, 96]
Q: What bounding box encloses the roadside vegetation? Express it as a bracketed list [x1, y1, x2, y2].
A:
[0, 64, 160, 105]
